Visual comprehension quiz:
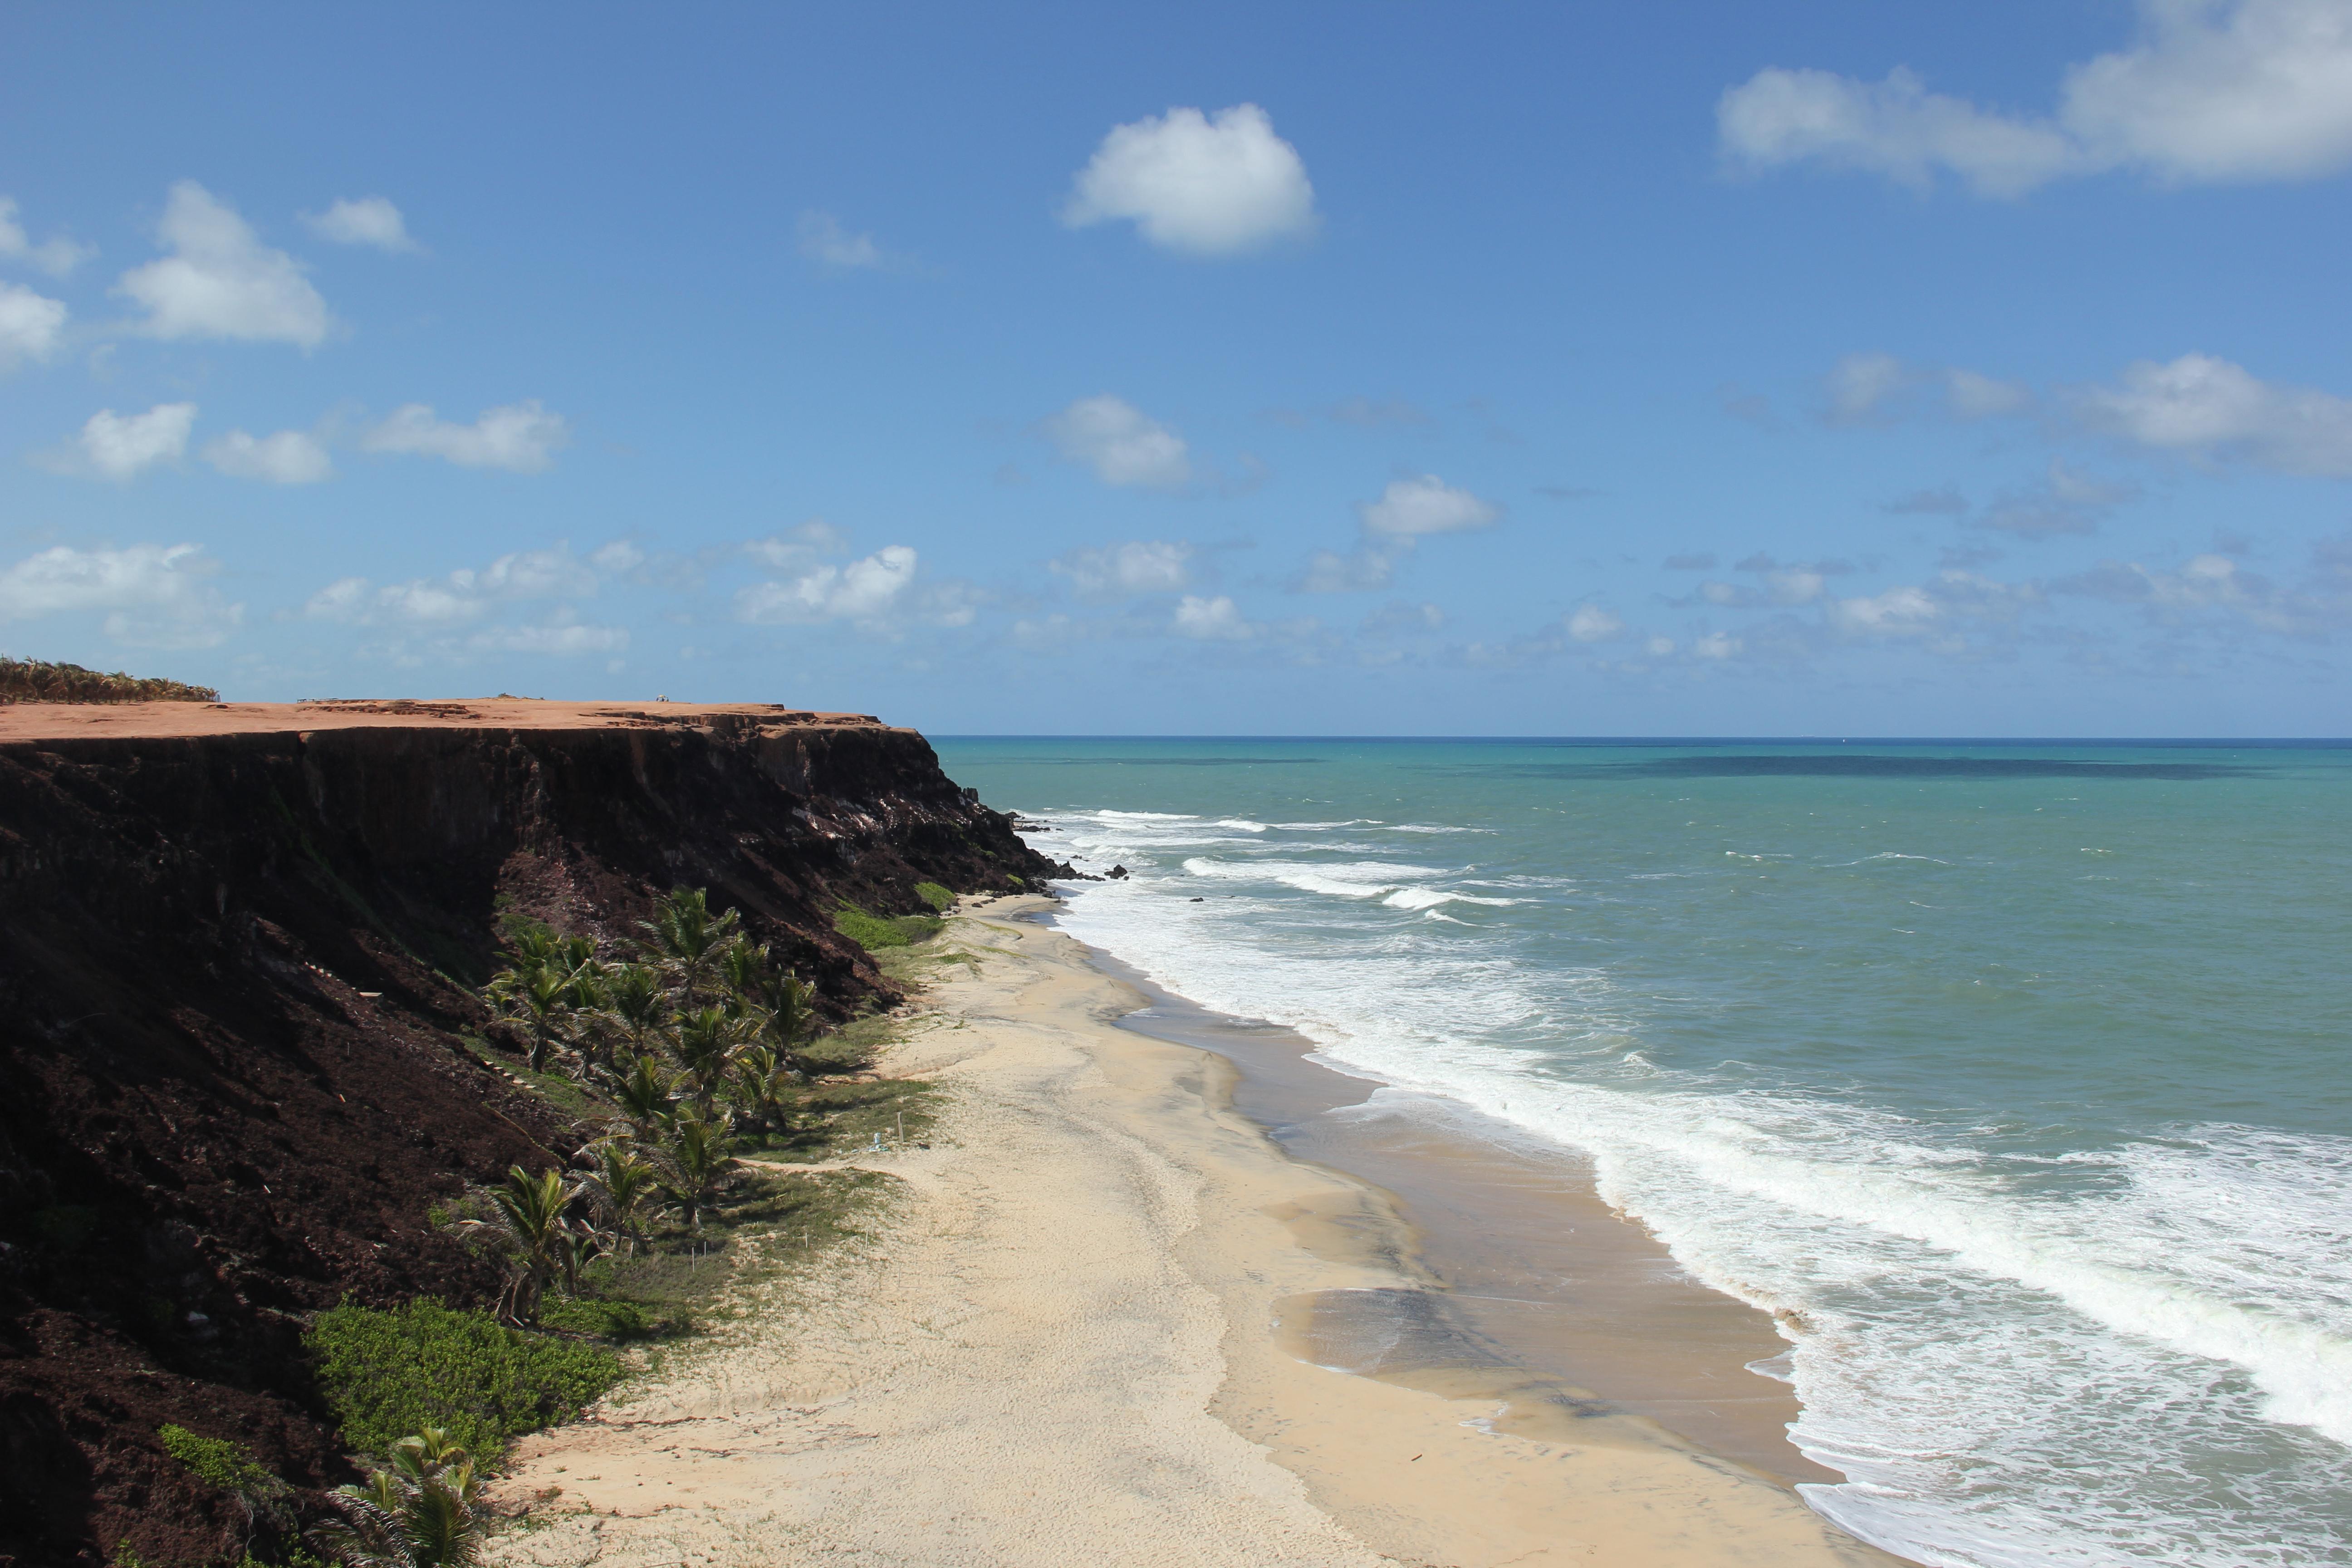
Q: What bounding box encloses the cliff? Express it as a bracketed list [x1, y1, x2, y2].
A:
[0, 701, 1064, 1564]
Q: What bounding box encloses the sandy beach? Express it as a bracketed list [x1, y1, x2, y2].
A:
[489, 898, 1899, 1568]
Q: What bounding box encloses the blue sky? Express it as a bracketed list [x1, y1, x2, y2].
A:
[4, 1, 2350, 735]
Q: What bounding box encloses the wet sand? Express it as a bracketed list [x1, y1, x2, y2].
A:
[1093, 955, 1844, 1487]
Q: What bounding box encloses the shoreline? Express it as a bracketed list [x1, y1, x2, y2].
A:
[1077, 933, 1849, 1490]
[490, 899, 1901, 1566]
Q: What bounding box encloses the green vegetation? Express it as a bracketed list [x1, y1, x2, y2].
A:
[305, 1299, 618, 1462]
[157, 1424, 290, 1554]
[833, 902, 943, 950]
[311, 1428, 485, 1568]
[914, 881, 955, 912]
[0, 655, 218, 705]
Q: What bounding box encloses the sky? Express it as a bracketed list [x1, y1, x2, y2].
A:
[4, 0, 2351, 736]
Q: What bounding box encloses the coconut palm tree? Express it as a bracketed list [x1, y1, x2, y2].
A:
[580, 1140, 661, 1256]
[610, 1052, 681, 1139]
[753, 968, 817, 1070]
[309, 1428, 485, 1568]
[491, 966, 573, 1074]
[462, 1165, 583, 1325]
[671, 1005, 750, 1116]
[654, 1111, 737, 1233]
[637, 887, 739, 1010]
[724, 1044, 797, 1134]
[597, 961, 669, 1062]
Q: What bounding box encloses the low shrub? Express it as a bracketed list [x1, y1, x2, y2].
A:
[833, 904, 941, 951]
[0, 656, 217, 704]
[305, 1299, 619, 1463]
[914, 881, 955, 912]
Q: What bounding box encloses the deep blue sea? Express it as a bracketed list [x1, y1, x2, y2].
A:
[933, 737, 2352, 1568]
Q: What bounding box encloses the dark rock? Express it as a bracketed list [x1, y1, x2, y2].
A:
[0, 715, 1058, 1563]
[1107, 865, 1129, 880]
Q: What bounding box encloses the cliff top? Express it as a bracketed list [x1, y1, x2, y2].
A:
[0, 696, 895, 743]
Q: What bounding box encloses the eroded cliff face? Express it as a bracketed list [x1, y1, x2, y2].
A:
[0, 713, 1061, 1565]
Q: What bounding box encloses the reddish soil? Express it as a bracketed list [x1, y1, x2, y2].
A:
[0, 705, 1065, 1565]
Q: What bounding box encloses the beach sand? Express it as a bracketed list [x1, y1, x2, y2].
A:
[487, 899, 1899, 1567]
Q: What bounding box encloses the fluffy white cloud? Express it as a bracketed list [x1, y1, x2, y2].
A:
[1827, 352, 1914, 423]
[69, 402, 198, 480]
[1826, 353, 2033, 423]
[0, 197, 93, 276]
[1051, 539, 1194, 600]
[1062, 104, 1318, 256]
[1172, 593, 1251, 639]
[1719, 0, 2352, 196]
[202, 428, 333, 484]
[0, 282, 67, 368]
[2072, 353, 2352, 475]
[304, 546, 601, 625]
[1827, 584, 1943, 635]
[1359, 475, 1500, 537]
[361, 400, 569, 472]
[1567, 605, 1625, 642]
[302, 196, 419, 252]
[797, 211, 896, 270]
[737, 545, 918, 625]
[0, 541, 240, 647]
[1693, 632, 1744, 659]
[1301, 544, 1397, 593]
[1041, 395, 1192, 490]
[116, 182, 331, 347]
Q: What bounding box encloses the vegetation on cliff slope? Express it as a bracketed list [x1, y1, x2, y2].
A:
[0, 655, 219, 703]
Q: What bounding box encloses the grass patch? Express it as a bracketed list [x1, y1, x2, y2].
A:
[914, 881, 955, 912]
[833, 903, 943, 951]
[305, 1299, 619, 1464]
[451, 1032, 606, 1118]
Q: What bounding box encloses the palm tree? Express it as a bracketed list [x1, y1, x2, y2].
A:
[610, 1052, 681, 1139]
[724, 1044, 796, 1134]
[654, 1111, 738, 1233]
[492, 966, 572, 1074]
[754, 968, 817, 1070]
[598, 961, 669, 1062]
[671, 1006, 750, 1116]
[462, 1166, 583, 1325]
[580, 1140, 660, 1256]
[638, 887, 739, 1011]
[309, 1429, 485, 1568]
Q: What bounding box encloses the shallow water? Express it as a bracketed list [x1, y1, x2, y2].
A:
[935, 737, 2352, 1568]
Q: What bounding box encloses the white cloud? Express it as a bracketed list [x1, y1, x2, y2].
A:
[737, 545, 918, 625]
[1719, 0, 2352, 196]
[1694, 632, 1744, 659]
[0, 198, 93, 277]
[1827, 584, 1943, 635]
[1041, 394, 1192, 490]
[1062, 103, 1318, 256]
[361, 400, 569, 472]
[1568, 605, 1625, 642]
[1827, 352, 1915, 423]
[590, 540, 646, 574]
[203, 428, 332, 484]
[304, 546, 600, 626]
[797, 211, 897, 270]
[1945, 368, 2035, 419]
[1646, 636, 1677, 657]
[0, 541, 240, 647]
[1358, 475, 1500, 537]
[1051, 539, 1194, 600]
[470, 620, 630, 656]
[1301, 544, 1397, 593]
[303, 196, 419, 253]
[67, 402, 198, 480]
[1172, 593, 1251, 639]
[0, 282, 67, 368]
[116, 181, 331, 347]
[1362, 600, 1445, 636]
[2072, 353, 2352, 476]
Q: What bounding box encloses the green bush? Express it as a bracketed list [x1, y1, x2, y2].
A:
[914, 881, 955, 912]
[305, 1299, 619, 1462]
[157, 1424, 277, 1496]
[833, 904, 941, 951]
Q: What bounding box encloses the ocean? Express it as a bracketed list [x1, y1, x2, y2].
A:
[931, 737, 2352, 1568]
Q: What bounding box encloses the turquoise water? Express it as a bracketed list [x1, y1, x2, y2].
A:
[932, 738, 2352, 1568]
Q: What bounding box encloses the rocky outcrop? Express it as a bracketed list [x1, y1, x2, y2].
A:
[0, 713, 1063, 1565]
